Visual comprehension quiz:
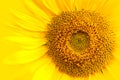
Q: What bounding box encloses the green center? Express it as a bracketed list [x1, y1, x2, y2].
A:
[68, 31, 90, 52]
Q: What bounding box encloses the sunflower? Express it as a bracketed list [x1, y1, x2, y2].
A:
[1, 0, 120, 80]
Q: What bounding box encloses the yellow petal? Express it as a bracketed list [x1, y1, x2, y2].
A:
[51, 69, 62, 80]
[74, 0, 83, 10]
[88, 74, 96, 80]
[24, 0, 51, 21]
[75, 0, 109, 11]
[106, 60, 120, 80]
[56, 0, 76, 11]
[4, 36, 46, 46]
[11, 10, 48, 31]
[29, 55, 51, 73]
[95, 72, 106, 80]
[75, 0, 96, 10]
[103, 71, 118, 80]
[15, 73, 33, 80]
[32, 58, 56, 80]
[0, 38, 21, 61]
[95, 0, 118, 17]
[93, 0, 108, 11]
[3, 46, 47, 64]
[75, 0, 116, 12]
[111, 5, 120, 61]
[60, 73, 71, 80]
[6, 23, 47, 39]
[88, 62, 120, 80]
[0, 64, 27, 80]
[33, 0, 61, 16]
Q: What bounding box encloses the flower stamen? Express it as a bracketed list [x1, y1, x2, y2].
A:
[46, 9, 115, 77]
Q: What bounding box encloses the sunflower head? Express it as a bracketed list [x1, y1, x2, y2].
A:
[2, 0, 120, 80]
[46, 9, 115, 77]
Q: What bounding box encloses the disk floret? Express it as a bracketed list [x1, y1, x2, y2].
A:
[46, 10, 115, 77]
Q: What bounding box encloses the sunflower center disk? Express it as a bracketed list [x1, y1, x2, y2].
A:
[68, 31, 90, 53]
[46, 10, 115, 78]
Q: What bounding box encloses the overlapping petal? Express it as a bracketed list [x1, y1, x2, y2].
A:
[32, 58, 56, 80]
[3, 46, 47, 64]
[0, 0, 120, 80]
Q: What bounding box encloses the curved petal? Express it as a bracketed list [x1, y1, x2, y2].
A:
[11, 10, 48, 31]
[74, 0, 83, 10]
[75, 0, 117, 13]
[88, 74, 96, 80]
[60, 73, 71, 80]
[4, 36, 46, 46]
[55, 0, 76, 11]
[15, 73, 33, 80]
[0, 64, 28, 80]
[32, 58, 56, 80]
[6, 23, 47, 38]
[51, 69, 63, 80]
[33, 0, 61, 16]
[75, 0, 97, 10]
[24, 0, 51, 21]
[94, 72, 109, 80]
[0, 37, 22, 61]
[29, 55, 51, 73]
[91, 60, 120, 80]
[106, 60, 120, 80]
[95, 0, 118, 17]
[110, 4, 120, 61]
[3, 46, 48, 64]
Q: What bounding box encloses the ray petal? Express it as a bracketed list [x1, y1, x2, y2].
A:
[95, 0, 119, 17]
[110, 4, 120, 61]
[59, 73, 71, 80]
[24, 0, 51, 21]
[29, 55, 51, 73]
[106, 60, 120, 80]
[94, 61, 120, 80]
[51, 69, 63, 80]
[0, 64, 28, 80]
[11, 10, 48, 31]
[4, 36, 46, 46]
[41, 0, 61, 15]
[55, 0, 76, 11]
[32, 59, 56, 80]
[74, 0, 83, 10]
[3, 46, 48, 64]
[33, 0, 60, 16]
[75, 0, 98, 11]
[6, 23, 47, 38]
